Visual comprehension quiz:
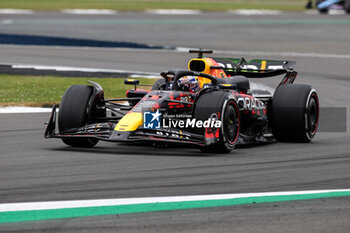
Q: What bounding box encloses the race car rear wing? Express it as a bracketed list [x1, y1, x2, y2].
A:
[210, 57, 296, 78]
[188, 50, 297, 84]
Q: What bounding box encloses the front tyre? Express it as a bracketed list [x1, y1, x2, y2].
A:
[194, 91, 240, 153]
[218, 99, 240, 152]
[58, 85, 98, 147]
[271, 84, 319, 143]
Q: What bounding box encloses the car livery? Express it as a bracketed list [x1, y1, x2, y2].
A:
[45, 49, 319, 153]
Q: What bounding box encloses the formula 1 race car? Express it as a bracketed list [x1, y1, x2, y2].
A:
[45, 49, 319, 153]
[306, 0, 350, 14]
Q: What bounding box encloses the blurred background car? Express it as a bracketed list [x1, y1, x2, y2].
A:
[306, 0, 350, 13]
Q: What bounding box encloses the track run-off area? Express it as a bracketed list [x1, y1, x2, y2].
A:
[1, 190, 350, 224]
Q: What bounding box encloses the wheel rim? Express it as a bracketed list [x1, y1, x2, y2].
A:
[223, 104, 239, 145]
[307, 93, 319, 136]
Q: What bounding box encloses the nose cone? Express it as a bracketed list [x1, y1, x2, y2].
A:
[115, 112, 143, 131]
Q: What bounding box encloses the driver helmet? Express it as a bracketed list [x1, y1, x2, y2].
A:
[177, 76, 200, 93]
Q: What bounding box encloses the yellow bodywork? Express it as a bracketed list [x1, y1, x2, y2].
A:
[114, 112, 143, 131]
[188, 58, 227, 88]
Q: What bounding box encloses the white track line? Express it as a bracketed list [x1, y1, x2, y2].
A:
[329, 9, 346, 15]
[0, 107, 52, 114]
[10, 64, 159, 77]
[146, 9, 201, 15]
[305, 10, 318, 15]
[61, 9, 118, 15]
[1, 189, 349, 212]
[229, 9, 282, 15]
[0, 9, 344, 16]
[176, 47, 350, 59]
[0, 9, 33, 14]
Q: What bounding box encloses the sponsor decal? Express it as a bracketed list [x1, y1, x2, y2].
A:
[162, 118, 221, 128]
[143, 110, 162, 129]
[134, 100, 157, 112]
[217, 62, 283, 71]
[180, 96, 189, 102]
[237, 97, 266, 111]
[155, 129, 191, 140]
[143, 111, 221, 129]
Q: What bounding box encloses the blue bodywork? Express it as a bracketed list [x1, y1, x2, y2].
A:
[317, 0, 343, 9]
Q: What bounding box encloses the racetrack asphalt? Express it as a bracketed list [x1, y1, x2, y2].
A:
[0, 11, 350, 232]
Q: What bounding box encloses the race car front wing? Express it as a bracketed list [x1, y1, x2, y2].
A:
[45, 105, 206, 146]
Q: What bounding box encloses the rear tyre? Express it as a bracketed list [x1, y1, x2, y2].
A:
[271, 84, 319, 143]
[58, 85, 98, 147]
[194, 91, 240, 153]
[318, 8, 328, 14]
[345, 0, 350, 13]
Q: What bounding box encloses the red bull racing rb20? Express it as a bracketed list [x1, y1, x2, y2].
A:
[45, 49, 319, 153]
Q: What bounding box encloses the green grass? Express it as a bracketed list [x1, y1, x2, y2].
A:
[0, 75, 156, 107]
[0, 0, 306, 11]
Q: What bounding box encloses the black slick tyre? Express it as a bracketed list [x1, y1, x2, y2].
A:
[318, 8, 328, 14]
[345, 0, 350, 13]
[271, 84, 319, 143]
[194, 91, 240, 153]
[58, 85, 98, 147]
